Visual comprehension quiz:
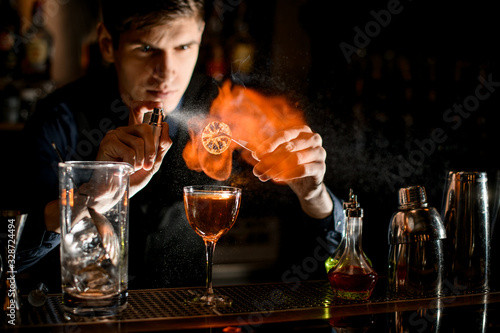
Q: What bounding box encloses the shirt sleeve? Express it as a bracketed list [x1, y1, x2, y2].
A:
[302, 186, 344, 255]
[16, 231, 61, 272]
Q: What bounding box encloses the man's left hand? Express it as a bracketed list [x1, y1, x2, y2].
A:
[252, 125, 333, 219]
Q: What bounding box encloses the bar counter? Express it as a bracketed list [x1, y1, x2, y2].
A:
[5, 279, 500, 332]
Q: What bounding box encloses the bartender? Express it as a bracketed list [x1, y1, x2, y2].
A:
[17, 0, 343, 290]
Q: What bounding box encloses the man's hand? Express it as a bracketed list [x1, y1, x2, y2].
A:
[252, 125, 333, 219]
[45, 101, 172, 233]
[96, 101, 172, 196]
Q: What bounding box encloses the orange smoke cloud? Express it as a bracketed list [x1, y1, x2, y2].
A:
[182, 80, 308, 180]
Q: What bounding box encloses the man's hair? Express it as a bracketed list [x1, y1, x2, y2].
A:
[100, 0, 205, 48]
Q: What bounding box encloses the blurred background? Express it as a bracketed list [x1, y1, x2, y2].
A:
[1, 0, 499, 282]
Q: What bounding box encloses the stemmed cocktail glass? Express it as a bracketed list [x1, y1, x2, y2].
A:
[183, 185, 242, 306]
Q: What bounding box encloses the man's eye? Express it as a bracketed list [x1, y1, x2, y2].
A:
[141, 45, 151, 52]
[178, 45, 190, 51]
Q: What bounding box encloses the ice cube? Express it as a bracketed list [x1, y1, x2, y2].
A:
[74, 264, 113, 291]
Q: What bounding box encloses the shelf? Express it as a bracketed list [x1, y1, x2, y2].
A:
[0, 122, 25, 131]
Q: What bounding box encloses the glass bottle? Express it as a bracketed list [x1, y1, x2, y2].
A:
[324, 195, 372, 274]
[324, 227, 346, 274]
[228, 2, 255, 83]
[328, 189, 378, 300]
[21, 0, 53, 83]
[0, 0, 21, 81]
[204, 7, 227, 82]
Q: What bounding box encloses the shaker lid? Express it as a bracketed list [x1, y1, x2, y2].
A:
[389, 185, 447, 244]
[398, 185, 428, 209]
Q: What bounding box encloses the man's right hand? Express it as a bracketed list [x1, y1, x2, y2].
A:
[96, 101, 172, 197]
[44, 101, 172, 233]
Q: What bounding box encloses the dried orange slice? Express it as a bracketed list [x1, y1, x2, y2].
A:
[202, 121, 232, 155]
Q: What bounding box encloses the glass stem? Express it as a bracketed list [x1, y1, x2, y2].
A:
[205, 240, 216, 300]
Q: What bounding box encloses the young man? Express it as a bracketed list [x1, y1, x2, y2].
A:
[18, 0, 343, 290]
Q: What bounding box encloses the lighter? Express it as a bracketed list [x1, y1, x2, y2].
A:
[149, 107, 163, 154]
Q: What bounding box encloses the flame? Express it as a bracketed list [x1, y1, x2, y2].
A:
[183, 80, 308, 181]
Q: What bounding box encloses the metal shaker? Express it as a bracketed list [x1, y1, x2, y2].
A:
[442, 171, 490, 292]
[388, 186, 446, 296]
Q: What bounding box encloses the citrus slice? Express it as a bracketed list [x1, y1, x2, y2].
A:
[201, 121, 232, 155]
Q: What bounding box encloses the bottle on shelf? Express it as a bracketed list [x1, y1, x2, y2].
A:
[21, 0, 53, 84]
[0, 1, 22, 124]
[204, 8, 227, 82]
[18, 86, 39, 122]
[0, 81, 20, 123]
[0, 0, 21, 83]
[228, 2, 255, 83]
[328, 189, 378, 300]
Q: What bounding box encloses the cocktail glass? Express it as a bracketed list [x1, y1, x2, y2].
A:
[183, 185, 242, 306]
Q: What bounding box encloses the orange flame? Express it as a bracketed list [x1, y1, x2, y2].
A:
[182, 80, 308, 180]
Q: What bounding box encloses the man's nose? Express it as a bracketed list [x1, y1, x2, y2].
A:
[153, 52, 175, 82]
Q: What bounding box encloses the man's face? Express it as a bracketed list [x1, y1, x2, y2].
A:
[111, 18, 204, 114]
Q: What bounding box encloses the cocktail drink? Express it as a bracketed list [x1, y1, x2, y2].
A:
[183, 185, 242, 306]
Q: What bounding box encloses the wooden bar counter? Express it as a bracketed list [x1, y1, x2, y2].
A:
[4, 279, 500, 332]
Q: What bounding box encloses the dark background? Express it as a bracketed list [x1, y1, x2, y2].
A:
[198, 0, 500, 273]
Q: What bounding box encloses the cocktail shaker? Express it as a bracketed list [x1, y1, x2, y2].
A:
[442, 171, 490, 292]
[387, 186, 446, 296]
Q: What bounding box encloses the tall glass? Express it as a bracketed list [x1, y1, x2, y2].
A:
[183, 185, 242, 306]
[441, 171, 490, 292]
[59, 161, 132, 317]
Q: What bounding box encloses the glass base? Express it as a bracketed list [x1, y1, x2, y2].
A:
[62, 290, 128, 318]
[186, 290, 233, 307]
